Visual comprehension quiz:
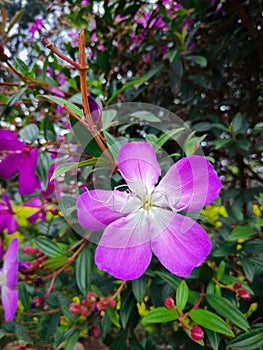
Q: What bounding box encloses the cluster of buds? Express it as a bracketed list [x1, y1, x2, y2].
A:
[70, 291, 116, 318]
[164, 297, 204, 342]
[232, 282, 251, 301]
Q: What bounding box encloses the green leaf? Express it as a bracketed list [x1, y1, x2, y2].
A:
[228, 226, 257, 241]
[18, 283, 31, 311]
[14, 57, 29, 74]
[142, 307, 178, 323]
[130, 110, 161, 123]
[42, 256, 69, 269]
[105, 77, 147, 105]
[75, 245, 92, 295]
[7, 9, 24, 34]
[214, 138, 232, 150]
[153, 128, 185, 151]
[64, 330, 80, 350]
[176, 280, 188, 311]
[187, 55, 207, 67]
[189, 309, 234, 336]
[37, 152, 51, 191]
[206, 294, 250, 331]
[108, 304, 121, 328]
[231, 112, 249, 135]
[216, 261, 225, 281]
[132, 276, 147, 303]
[19, 124, 39, 142]
[41, 95, 84, 118]
[50, 158, 98, 181]
[155, 270, 181, 289]
[228, 328, 263, 349]
[1, 86, 27, 119]
[205, 329, 220, 350]
[102, 109, 118, 130]
[35, 238, 65, 258]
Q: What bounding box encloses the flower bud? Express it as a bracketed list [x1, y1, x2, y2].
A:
[233, 282, 242, 290]
[31, 296, 46, 309]
[18, 261, 35, 274]
[33, 277, 44, 287]
[70, 302, 82, 315]
[190, 326, 204, 341]
[50, 208, 59, 215]
[237, 289, 251, 301]
[23, 246, 39, 255]
[164, 297, 175, 309]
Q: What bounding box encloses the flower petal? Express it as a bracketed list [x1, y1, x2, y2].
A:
[6, 215, 19, 235]
[0, 130, 25, 151]
[118, 142, 161, 194]
[4, 238, 19, 289]
[0, 153, 22, 178]
[0, 214, 7, 232]
[1, 286, 18, 321]
[77, 189, 140, 231]
[95, 243, 152, 280]
[18, 148, 39, 195]
[156, 155, 221, 212]
[151, 213, 211, 277]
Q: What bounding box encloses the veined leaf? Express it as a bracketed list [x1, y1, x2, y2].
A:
[189, 309, 234, 336]
[50, 158, 98, 180]
[75, 245, 91, 295]
[206, 294, 250, 331]
[176, 280, 189, 311]
[142, 307, 178, 323]
[35, 237, 65, 258]
[228, 328, 263, 349]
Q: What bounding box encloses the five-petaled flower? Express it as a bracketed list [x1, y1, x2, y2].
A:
[0, 238, 19, 321]
[77, 142, 221, 280]
[0, 193, 19, 235]
[0, 130, 39, 196]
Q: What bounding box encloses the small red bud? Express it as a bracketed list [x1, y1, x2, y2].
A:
[23, 246, 39, 255]
[109, 299, 116, 308]
[69, 302, 82, 315]
[0, 44, 4, 54]
[222, 113, 228, 120]
[233, 282, 242, 290]
[190, 326, 204, 341]
[237, 289, 251, 301]
[50, 208, 59, 215]
[31, 296, 46, 309]
[164, 298, 175, 309]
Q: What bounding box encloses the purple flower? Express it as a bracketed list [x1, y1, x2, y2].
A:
[29, 18, 43, 43]
[0, 130, 39, 196]
[77, 142, 221, 280]
[0, 238, 19, 321]
[0, 193, 19, 235]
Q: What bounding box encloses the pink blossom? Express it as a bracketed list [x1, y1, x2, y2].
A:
[77, 142, 221, 280]
[0, 238, 19, 321]
[0, 130, 39, 196]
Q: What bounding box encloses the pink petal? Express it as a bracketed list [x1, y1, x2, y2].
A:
[157, 156, 221, 212]
[0, 214, 7, 232]
[0, 153, 22, 178]
[151, 213, 211, 277]
[0, 130, 25, 151]
[1, 286, 18, 321]
[4, 238, 19, 289]
[118, 142, 161, 194]
[77, 189, 140, 231]
[18, 148, 39, 195]
[95, 243, 152, 280]
[6, 215, 19, 235]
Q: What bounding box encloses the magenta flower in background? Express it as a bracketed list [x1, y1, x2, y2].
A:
[0, 238, 19, 321]
[0, 130, 39, 196]
[29, 18, 43, 43]
[0, 193, 18, 235]
[77, 142, 221, 280]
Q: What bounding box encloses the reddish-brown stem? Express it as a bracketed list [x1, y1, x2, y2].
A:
[43, 37, 80, 69]
[110, 280, 126, 300]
